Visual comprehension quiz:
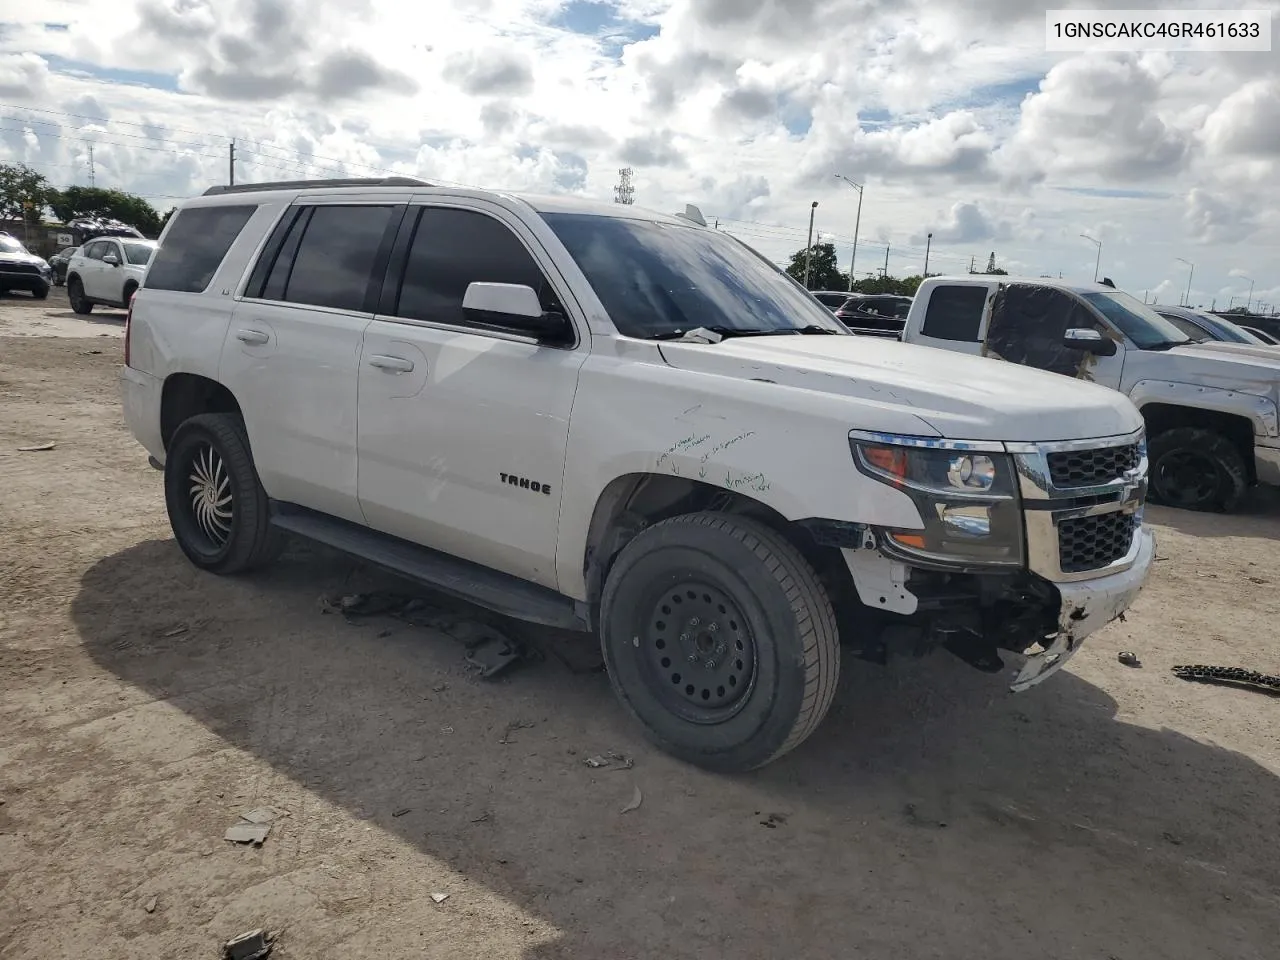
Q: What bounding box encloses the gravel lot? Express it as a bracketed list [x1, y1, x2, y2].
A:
[2, 288, 1278, 959]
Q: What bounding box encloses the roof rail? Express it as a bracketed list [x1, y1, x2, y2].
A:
[202, 176, 433, 196]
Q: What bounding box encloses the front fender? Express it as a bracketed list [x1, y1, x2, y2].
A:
[553, 353, 936, 599]
[1130, 379, 1279, 438]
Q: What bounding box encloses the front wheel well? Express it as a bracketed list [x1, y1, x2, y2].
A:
[582, 473, 859, 632]
[160, 374, 242, 451]
[1141, 402, 1256, 482]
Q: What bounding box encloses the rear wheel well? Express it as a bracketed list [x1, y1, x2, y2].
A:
[122, 279, 139, 299]
[161, 374, 242, 451]
[582, 474, 860, 633]
[1141, 403, 1256, 482]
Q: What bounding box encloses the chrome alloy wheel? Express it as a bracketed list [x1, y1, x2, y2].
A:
[187, 444, 233, 547]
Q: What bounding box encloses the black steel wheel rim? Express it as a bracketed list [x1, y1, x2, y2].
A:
[1155, 450, 1220, 507]
[640, 577, 758, 724]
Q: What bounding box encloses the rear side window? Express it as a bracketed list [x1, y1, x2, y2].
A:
[251, 205, 396, 312]
[145, 205, 257, 293]
[394, 207, 562, 326]
[921, 285, 987, 341]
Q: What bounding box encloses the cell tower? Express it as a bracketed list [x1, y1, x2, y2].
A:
[614, 167, 635, 205]
[985, 251, 997, 273]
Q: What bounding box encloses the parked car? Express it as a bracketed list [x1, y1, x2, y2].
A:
[811, 290, 854, 310]
[0, 231, 53, 299]
[1239, 325, 1279, 346]
[120, 178, 1153, 771]
[48, 245, 80, 286]
[66, 236, 158, 313]
[1153, 304, 1269, 346]
[834, 294, 912, 338]
[901, 276, 1280, 513]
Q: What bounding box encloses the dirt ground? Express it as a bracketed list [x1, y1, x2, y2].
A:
[1, 288, 1278, 960]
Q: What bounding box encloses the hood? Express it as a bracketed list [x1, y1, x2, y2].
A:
[658, 335, 1142, 443]
[0, 249, 45, 265]
[1151, 343, 1280, 396]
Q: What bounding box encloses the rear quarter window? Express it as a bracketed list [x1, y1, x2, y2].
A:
[920, 285, 988, 341]
[144, 205, 258, 293]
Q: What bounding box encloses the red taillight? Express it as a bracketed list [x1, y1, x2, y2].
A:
[124, 291, 136, 366]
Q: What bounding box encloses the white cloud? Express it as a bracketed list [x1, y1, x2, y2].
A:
[0, 0, 1274, 304]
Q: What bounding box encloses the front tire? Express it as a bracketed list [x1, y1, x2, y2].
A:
[67, 276, 93, 314]
[31, 282, 49, 300]
[165, 413, 283, 574]
[600, 512, 840, 772]
[1148, 427, 1248, 512]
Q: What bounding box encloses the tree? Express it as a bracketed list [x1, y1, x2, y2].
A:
[48, 186, 163, 237]
[785, 242, 847, 290]
[0, 163, 54, 240]
[850, 274, 922, 297]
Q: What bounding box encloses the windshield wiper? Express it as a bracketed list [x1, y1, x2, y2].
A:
[1143, 339, 1193, 351]
[647, 324, 838, 342]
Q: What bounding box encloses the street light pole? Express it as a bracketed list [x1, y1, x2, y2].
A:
[923, 232, 933, 276]
[803, 201, 818, 289]
[1176, 257, 1193, 307]
[1080, 233, 1101, 282]
[1242, 276, 1255, 312]
[834, 174, 863, 291]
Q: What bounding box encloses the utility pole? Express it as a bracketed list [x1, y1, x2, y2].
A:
[883, 242, 890, 278]
[834, 174, 863, 291]
[613, 167, 634, 204]
[87, 144, 95, 187]
[1176, 257, 1193, 306]
[969, 254, 975, 274]
[803, 201, 818, 289]
[229, 139, 236, 186]
[1242, 276, 1255, 312]
[923, 233, 933, 276]
[1080, 233, 1101, 282]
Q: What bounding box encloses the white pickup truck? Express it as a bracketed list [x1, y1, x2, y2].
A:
[120, 179, 1154, 770]
[901, 277, 1280, 513]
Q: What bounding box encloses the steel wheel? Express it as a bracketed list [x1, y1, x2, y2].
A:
[186, 443, 233, 547]
[642, 578, 758, 723]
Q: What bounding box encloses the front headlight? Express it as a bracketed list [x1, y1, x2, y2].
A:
[849, 432, 1024, 567]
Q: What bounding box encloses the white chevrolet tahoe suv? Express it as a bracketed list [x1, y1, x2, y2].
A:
[120, 177, 1155, 771]
[902, 276, 1280, 513]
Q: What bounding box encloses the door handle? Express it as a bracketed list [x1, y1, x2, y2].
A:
[368, 355, 415, 373]
[235, 329, 270, 345]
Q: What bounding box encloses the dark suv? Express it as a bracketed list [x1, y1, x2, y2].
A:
[0, 233, 53, 299]
[834, 294, 912, 338]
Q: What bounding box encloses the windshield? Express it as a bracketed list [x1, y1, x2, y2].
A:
[0, 236, 26, 254]
[1081, 290, 1193, 349]
[542, 212, 847, 339]
[1160, 313, 1211, 342]
[122, 242, 155, 266]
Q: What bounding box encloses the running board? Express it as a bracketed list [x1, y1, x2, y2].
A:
[269, 502, 590, 632]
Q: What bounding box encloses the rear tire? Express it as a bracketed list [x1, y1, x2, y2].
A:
[1148, 427, 1248, 513]
[67, 276, 93, 314]
[600, 512, 840, 772]
[165, 413, 283, 574]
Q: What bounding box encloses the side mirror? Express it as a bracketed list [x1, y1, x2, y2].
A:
[462, 282, 568, 341]
[1063, 328, 1117, 356]
[102, 253, 120, 266]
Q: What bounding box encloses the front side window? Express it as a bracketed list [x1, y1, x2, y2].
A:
[920, 285, 987, 341]
[542, 212, 845, 339]
[122, 242, 155, 266]
[987, 283, 1105, 376]
[146, 204, 258, 293]
[394, 207, 563, 327]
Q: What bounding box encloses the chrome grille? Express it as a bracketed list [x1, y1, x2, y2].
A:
[1046, 442, 1140, 488]
[1057, 511, 1137, 574]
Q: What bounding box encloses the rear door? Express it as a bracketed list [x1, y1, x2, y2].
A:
[907, 282, 992, 355]
[985, 283, 1126, 387]
[355, 201, 587, 588]
[219, 197, 406, 523]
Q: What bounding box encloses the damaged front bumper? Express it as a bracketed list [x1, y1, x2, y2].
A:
[1010, 526, 1156, 691]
